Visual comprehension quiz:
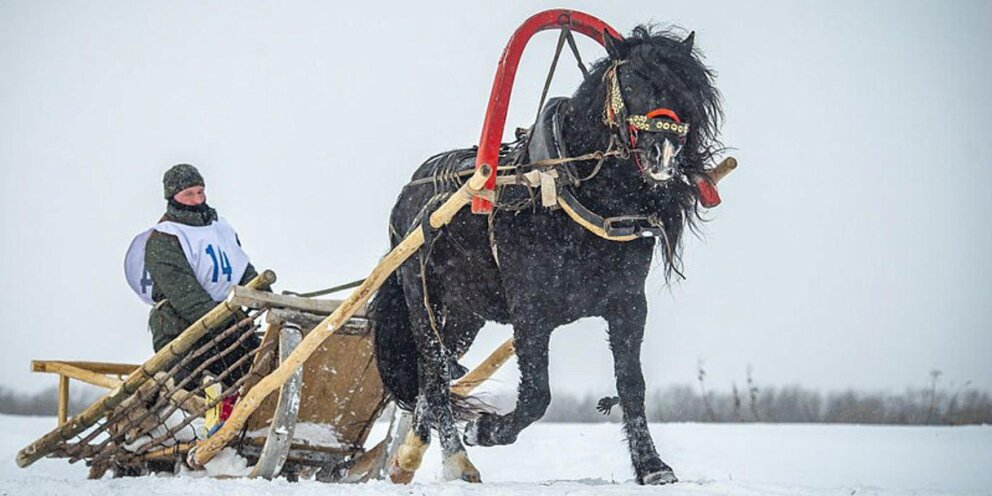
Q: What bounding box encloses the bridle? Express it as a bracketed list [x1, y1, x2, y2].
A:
[602, 60, 689, 175]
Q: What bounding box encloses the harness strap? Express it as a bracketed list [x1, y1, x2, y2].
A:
[281, 278, 365, 298]
[557, 189, 663, 242]
[403, 150, 616, 188]
[564, 29, 590, 79]
[533, 28, 571, 131]
[516, 169, 561, 208]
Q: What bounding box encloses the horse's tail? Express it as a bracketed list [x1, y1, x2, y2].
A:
[370, 271, 419, 411]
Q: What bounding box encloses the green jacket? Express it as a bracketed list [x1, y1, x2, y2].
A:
[145, 203, 257, 351]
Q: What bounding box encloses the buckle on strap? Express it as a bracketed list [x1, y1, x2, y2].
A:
[603, 216, 664, 239]
[557, 189, 662, 242]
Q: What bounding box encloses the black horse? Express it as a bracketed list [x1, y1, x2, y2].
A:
[371, 26, 723, 484]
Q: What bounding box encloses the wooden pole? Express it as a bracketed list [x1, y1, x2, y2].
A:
[15, 271, 276, 469]
[450, 338, 515, 397]
[340, 438, 389, 482]
[58, 375, 69, 426]
[707, 156, 738, 185]
[189, 165, 492, 468]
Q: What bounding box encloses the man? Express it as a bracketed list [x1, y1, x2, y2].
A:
[125, 163, 259, 388]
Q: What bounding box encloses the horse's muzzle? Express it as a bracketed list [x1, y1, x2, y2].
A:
[644, 139, 680, 183]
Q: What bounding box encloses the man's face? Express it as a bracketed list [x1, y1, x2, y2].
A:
[173, 185, 206, 206]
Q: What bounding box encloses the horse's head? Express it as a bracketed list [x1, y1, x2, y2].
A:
[598, 27, 722, 189]
[561, 26, 724, 278]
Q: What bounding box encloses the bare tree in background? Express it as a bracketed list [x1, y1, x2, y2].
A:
[747, 364, 761, 422]
[731, 383, 742, 421]
[697, 359, 717, 422]
[944, 379, 972, 424]
[0, 385, 101, 416]
[926, 369, 943, 424]
[6, 373, 990, 425]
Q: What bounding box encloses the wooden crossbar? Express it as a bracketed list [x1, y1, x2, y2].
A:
[229, 286, 352, 315]
[32, 361, 138, 377]
[32, 361, 126, 389]
[32, 361, 136, 426]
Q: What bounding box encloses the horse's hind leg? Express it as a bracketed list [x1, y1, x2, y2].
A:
[606, 294, 677, 485]
[465, 325, 552, 446]
[398, 265, 481, 482]
[388, 395, 432, 483]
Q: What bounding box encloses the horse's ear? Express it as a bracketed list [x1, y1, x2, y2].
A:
[603, 29, 628, 60]
[681, 31, 695, 53]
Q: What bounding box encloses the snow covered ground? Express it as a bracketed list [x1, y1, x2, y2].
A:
[1, 414, 989, 495]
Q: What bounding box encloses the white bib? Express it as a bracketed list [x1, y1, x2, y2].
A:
[125, 218, 251, 305]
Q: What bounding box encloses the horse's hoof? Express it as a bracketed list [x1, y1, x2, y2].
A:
[387, 459, 415, 484]
[388, 431, 429, 484]
[463, 419, 481, 446]
[463, 414, 512, 446]
[449, 358, 469, 379]
[640, 468, 678, 485]
[442, 451, 481, 483]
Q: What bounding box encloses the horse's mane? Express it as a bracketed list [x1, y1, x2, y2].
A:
[581, 25, 724, 173]
[574, 25, 725, 280]
[629, 26, 722, 168]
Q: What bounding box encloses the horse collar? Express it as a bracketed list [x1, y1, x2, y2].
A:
[522, 98, 667, 243]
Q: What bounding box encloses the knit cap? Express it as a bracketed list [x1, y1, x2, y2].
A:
[163, 163, 205, 199]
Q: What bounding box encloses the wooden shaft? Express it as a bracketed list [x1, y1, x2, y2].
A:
[707, 156, 738, 185]
[451, 339, 515, 397]
[38, 362, 123, 390]
[339, 437, 389, 482]
[15, 271, 276, 469]
[58, 375, 69, 426]
[190, 166, 491, 469]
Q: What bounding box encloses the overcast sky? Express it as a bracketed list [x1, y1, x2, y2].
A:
[1, 1, 990, 400]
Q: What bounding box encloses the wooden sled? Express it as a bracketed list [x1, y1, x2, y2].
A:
[18, 272, 514, 483]
[19, 277, 389, 481]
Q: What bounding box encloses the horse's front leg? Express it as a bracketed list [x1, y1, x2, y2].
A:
[397, 264, 481, 483]
[465, 327, 552, 446]
[606, 294, 677, 485]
